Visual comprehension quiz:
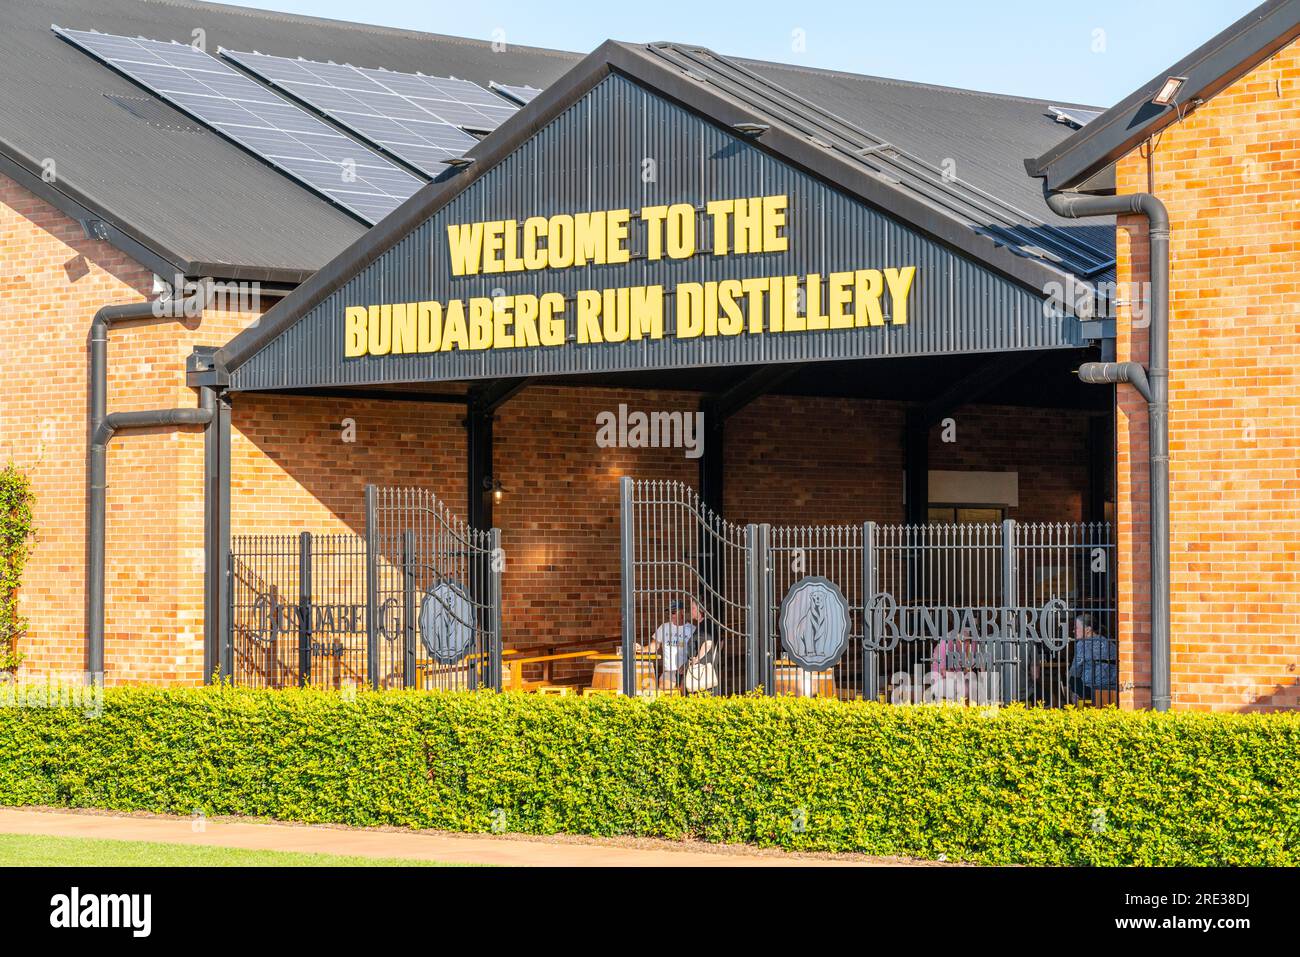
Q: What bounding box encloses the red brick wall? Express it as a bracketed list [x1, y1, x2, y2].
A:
[0, 171, 258, 684]
[231, 395, 466, 537]
[928, 404, 1096, 523]
[724, 396, 905, 526]
[493, 386, 699, 668]
[725, 395, 1094, 526]
[1114, 37, 1300, 711]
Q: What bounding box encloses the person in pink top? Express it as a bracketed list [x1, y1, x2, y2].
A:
[931, 626, 978, 702]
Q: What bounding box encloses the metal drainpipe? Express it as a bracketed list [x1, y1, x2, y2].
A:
[87, 285, 213, 684]
[1043, 185, 1171, 711]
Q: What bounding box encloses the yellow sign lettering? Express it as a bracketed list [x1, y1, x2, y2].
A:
[446, 222, 485, 276]
[344, 195, 917, 358]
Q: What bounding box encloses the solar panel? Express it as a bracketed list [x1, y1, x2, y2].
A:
[223, 50, 518, 175]
[1049, 106, 1104, 128]
[53, 27, 424, 223]
[490, 82, 543, 107]
[355, 67, 518, 132]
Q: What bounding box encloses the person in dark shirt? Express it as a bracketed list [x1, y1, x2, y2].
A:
[1068, 614, 1117, 703]
[682, 597, 721, 694]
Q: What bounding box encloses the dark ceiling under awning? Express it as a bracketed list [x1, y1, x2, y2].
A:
[244, 348, 1109, 415]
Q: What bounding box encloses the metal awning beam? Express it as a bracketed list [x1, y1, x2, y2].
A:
[709, 364, 807, 422]
[469, 377, 533, 413]
[916, 350, 1043, 427]
[251, 387, 470, 404]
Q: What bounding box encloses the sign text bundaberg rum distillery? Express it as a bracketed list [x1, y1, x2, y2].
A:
[343, 195, 916, 357]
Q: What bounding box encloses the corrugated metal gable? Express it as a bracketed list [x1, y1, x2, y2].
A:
[229, 73, 1083, 392]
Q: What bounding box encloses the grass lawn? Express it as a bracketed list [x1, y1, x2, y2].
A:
[0, 832, 458, 867]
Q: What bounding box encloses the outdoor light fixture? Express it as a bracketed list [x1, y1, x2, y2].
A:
[1152, 76, 1188, 106]
[732, 122, 770, 136]
[81, 218, 110, 241]
[483, 476, 504, 502]
[442, 156, 476, 169]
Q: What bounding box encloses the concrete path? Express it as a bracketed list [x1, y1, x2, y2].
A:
[0, 807, 918, 867]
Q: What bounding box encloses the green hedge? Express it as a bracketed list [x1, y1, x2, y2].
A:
[0, 686, 1297, 865]
[0, 463, 34, 671]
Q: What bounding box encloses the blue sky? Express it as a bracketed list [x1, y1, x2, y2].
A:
[236, 0, 1260, 106]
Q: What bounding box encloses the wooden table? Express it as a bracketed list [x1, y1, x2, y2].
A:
[503, 649, 601, 692]
[414, 647, 520, 689]
[503, 638, 621, 688]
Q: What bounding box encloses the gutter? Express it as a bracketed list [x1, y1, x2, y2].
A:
[0, 148, 316, 287]
[1027, 0, 1300, 190]
[87, 286, 215, 683]
[1043, 186, 1171, 712]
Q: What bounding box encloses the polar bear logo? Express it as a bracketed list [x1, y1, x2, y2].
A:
[778, 576, 850, 672]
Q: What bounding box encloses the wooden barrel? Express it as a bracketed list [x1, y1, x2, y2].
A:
[773, 665, 836, 698]
[590, 660, 656, 693]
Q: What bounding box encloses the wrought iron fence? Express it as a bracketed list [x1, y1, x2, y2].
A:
[868, 521, 1115, 707]
[767, 523, 867, 701]
[231, 477, 1111, 706]
[620, 477, 1115, 707]
[1013, 522, 1116, 706]
[620, 478, 752, 697]
[229, 533, 368, 689]
[228, 485, 502, 691]
[368, 485, 502, 692]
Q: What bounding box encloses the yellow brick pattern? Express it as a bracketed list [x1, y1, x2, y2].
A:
[1114, 38, 1300, 711]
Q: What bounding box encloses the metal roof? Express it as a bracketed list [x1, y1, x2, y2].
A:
[659, 46, 1115, 280]
[1027, 0, 1300, 190]
[3, 0, 1114, 284]
[0, 0, 580, 283]
[738, 57, 1115, 260]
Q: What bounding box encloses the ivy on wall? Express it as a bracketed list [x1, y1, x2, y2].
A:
[0, 463, 34, 671]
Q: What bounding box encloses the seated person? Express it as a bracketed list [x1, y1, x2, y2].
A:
[930, 626, 978, 702]
[1067, 614, 1118, 703]
[643, 598, 696, 690]
[931, 627, 976, 678]
[682, 598, 722, 694]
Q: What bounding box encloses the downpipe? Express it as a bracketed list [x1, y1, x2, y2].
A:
[1045, 186, 1170, 711]
[1078, 361, 1152, 404]
[87, 283, 214, 684]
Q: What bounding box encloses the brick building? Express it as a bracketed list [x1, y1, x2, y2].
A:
[0, 0, 1294, 710]
[1027, 0, 1300, 710]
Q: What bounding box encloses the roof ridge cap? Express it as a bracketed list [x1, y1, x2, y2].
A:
[132, 0, 581, 61]
[729, 54, 1105, 111]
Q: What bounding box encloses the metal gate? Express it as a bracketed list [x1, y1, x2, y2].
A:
[228, 485, 502, 691]
[229, 533, 368, 689]
[620, 476, 1115, 706]
[619, 479, 755, 696]
[367, 485, 502, 691]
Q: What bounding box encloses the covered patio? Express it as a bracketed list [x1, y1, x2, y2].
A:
[221, 344, 1117, 708]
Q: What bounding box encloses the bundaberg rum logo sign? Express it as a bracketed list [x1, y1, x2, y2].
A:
[779, 575, 851, 671]
[419, 580, 474, 664]
[342, 194, 917, 357]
